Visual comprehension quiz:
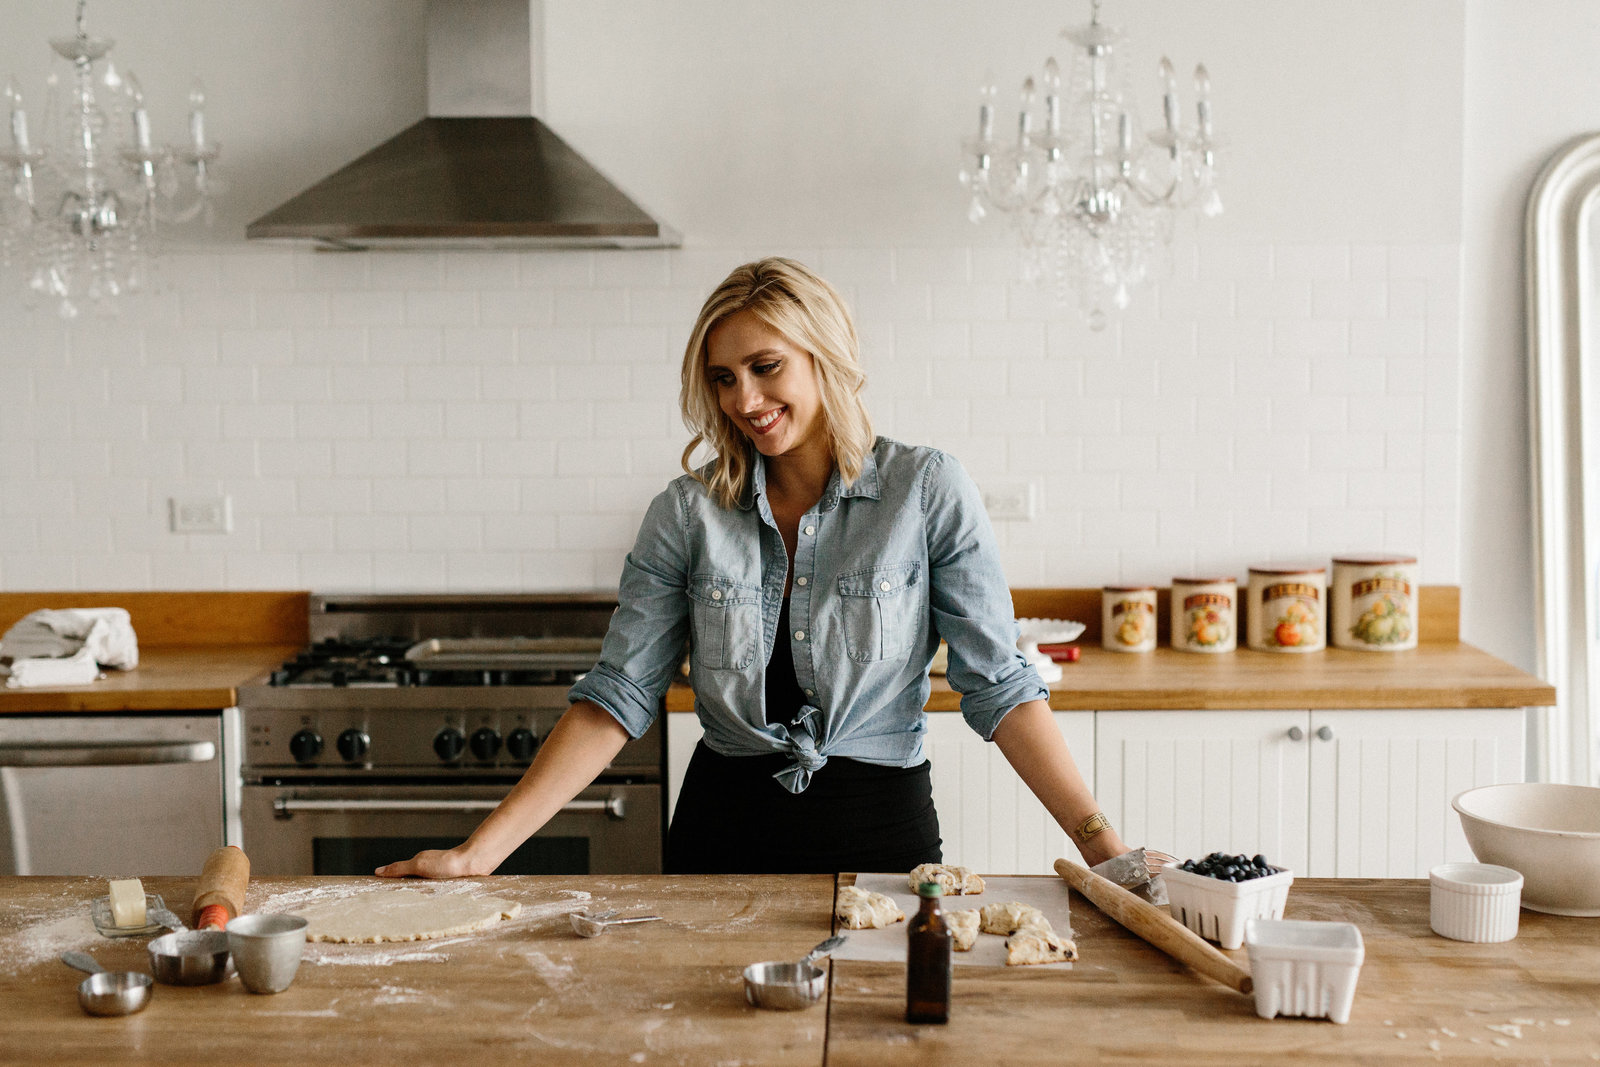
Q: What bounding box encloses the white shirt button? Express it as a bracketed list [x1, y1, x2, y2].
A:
[710, 589, 722, 600]
[879, 579, 891, 591]
[794, 630, 806, 641]
[796, 576, 808, 587]
[803, 524, 815, 536]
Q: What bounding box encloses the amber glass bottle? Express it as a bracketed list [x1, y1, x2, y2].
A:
[905, 881, 952, 1024]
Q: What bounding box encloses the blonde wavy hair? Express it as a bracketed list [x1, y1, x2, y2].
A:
[680, 258, 873, 509]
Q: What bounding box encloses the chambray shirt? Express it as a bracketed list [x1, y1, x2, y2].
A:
[569, 437, 1047, 792]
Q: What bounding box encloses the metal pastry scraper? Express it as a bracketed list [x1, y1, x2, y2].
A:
[1089, 847, 1173, 906]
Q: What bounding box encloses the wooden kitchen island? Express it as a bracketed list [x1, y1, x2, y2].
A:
[4, 873, 1597, 1065]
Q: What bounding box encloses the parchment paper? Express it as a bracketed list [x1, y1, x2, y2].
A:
[831, 873, 1074, 969]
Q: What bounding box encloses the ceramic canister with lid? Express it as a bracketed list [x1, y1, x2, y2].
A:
[1102, 586, 1158, 653]
[1170, 577, 1237, 653]
[1330, 554, 1419, 651]
[1246, 565, 1326, 653]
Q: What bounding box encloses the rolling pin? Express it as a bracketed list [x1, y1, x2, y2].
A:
[1055, 858, 1252, 995]
[191, 846, 250, 930]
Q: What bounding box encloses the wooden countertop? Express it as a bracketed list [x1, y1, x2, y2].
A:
[4, 874, 1596, 1064]
[0, 644, 299, 713]
[0, 592, 309, 714]
[1, 874, 833, 1066]
[666, 642, 1554, 713]
[828, 875, 1600, 1064]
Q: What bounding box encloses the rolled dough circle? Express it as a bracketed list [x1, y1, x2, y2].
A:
[292, 889, 522, 943]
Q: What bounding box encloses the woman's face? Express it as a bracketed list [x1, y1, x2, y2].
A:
[705, 309, 826, 464]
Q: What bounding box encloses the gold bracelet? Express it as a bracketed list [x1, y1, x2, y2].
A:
[1074, 811, 1112, 842]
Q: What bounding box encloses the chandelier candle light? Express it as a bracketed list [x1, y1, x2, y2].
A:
[0, 0, 220, 319]
[960, 0, 1220, 328]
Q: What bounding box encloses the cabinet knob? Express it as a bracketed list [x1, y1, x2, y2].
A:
[1316, 725, 1334, 741]
[1287, 726, 1304, 741]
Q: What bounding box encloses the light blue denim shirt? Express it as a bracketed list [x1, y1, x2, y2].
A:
[569, 436, 1047, 792]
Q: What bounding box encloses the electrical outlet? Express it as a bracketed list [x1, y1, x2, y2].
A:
[981, 480, 1037, 522]
[169, 495, 233, 534]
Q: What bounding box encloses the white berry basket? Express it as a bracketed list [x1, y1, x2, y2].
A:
[1244, 918, 1364, 1024]
[1162, 862, 1294, 950]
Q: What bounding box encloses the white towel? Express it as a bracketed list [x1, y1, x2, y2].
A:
[0, 607, 139, 688]
[4, 647, 102, 688]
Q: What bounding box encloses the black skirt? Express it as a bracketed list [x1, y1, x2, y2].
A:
[666, 741, 943, 875]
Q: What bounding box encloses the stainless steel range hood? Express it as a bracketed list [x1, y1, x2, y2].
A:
[246, 0, 679, 250]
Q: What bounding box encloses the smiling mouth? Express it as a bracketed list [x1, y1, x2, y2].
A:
[748, 407, 786, 434]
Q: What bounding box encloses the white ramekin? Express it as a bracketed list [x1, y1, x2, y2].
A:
[1429, 862, 1523, 943]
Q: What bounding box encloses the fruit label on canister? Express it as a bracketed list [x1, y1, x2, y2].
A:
[1171, 580, 1236, 654]
[1101, 588, 1157, 653]
[1331, 557, 1418, 651]
[1247, 568, 1326, 653]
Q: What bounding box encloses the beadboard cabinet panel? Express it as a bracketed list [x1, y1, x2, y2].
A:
[923, 711, 1094, 875]
[1309, 708, 1524, 877]
[1096, 710, 1312, 875]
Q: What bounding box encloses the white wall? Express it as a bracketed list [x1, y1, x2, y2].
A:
[0, 1, 1546, 679]
[1461, 0, 1600, 675]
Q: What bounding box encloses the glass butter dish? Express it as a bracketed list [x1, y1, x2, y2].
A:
[90, 893, 171, 938]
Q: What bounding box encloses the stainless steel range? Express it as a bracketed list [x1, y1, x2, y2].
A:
[237, 594, 664, 877]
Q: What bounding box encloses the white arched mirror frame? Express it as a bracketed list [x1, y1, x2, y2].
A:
[1527, 132, 1600, 786]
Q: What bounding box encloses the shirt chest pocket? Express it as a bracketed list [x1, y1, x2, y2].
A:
[837, 561, 922, 664]
[687, 575, 762, 671]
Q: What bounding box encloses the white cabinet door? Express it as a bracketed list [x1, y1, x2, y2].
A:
[1307, 708, 1524, 877]
[1096, 710, 1312, 876]
[924, 711, 1095, 875]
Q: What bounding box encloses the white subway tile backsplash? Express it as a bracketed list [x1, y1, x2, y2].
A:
[1, 241, 1464, 590]
[1272, 244, 1351, 282]
[520, 251, 595, 288]
[593, 250, 671, 289]
[368, 327, 444, 365]
[554, 287, 628, 326]
[444, 327, 516, 364]
[404, 290, 478, 327]
[444, 477, 522, 513]
[258, 442, 333, 480]
[443, 402, 519, 440]
[329, 291, 406, 327]
[443, 253, 520, 291]
[406, 366, 482, 401]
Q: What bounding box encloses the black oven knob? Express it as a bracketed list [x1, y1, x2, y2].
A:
[469, 727, 502, 761]
[337, 728, 370, 763]
[289, 729, 323, 764]
[506, 728, 538, 762]
[433, 727, 465, 762]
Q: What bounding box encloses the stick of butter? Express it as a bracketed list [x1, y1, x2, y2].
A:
[108, 877, 146, 928]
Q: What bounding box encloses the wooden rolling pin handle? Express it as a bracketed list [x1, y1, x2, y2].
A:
[191, 845, 250, 930]
[1055, 858, 1253, 996]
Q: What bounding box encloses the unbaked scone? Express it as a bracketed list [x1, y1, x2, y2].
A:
[1004, 919, 1077, 965]
[978, 900, 1044, 935]
[836, 885, 905, 930]
[945, 908, 980, 952]
[908, 863, 986, 896]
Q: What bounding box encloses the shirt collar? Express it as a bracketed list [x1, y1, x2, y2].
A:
[738, 444, 882, 512]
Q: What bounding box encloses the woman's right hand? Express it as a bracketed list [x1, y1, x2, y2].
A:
[374, 846, 484, 879]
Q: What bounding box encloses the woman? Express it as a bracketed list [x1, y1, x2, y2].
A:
[377, 257, 1129, 878]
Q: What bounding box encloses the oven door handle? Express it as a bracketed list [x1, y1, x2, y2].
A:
[0, 740, 217, 768]
[272, 795, 626, 819]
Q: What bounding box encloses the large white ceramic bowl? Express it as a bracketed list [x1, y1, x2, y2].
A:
[1452, 783, 1600, 916]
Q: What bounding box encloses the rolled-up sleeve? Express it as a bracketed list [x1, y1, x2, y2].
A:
[921, 452, 1048, 739]
[568, 483, 691, 738]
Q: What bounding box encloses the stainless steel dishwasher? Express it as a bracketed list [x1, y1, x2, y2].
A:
[0, 714, 226, 875]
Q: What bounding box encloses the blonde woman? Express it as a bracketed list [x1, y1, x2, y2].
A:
[378, 257, 1128, 877]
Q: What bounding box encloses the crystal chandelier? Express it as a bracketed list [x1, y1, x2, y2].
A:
[0, 0, 221, 319]
[959, 0, 1220, 329]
